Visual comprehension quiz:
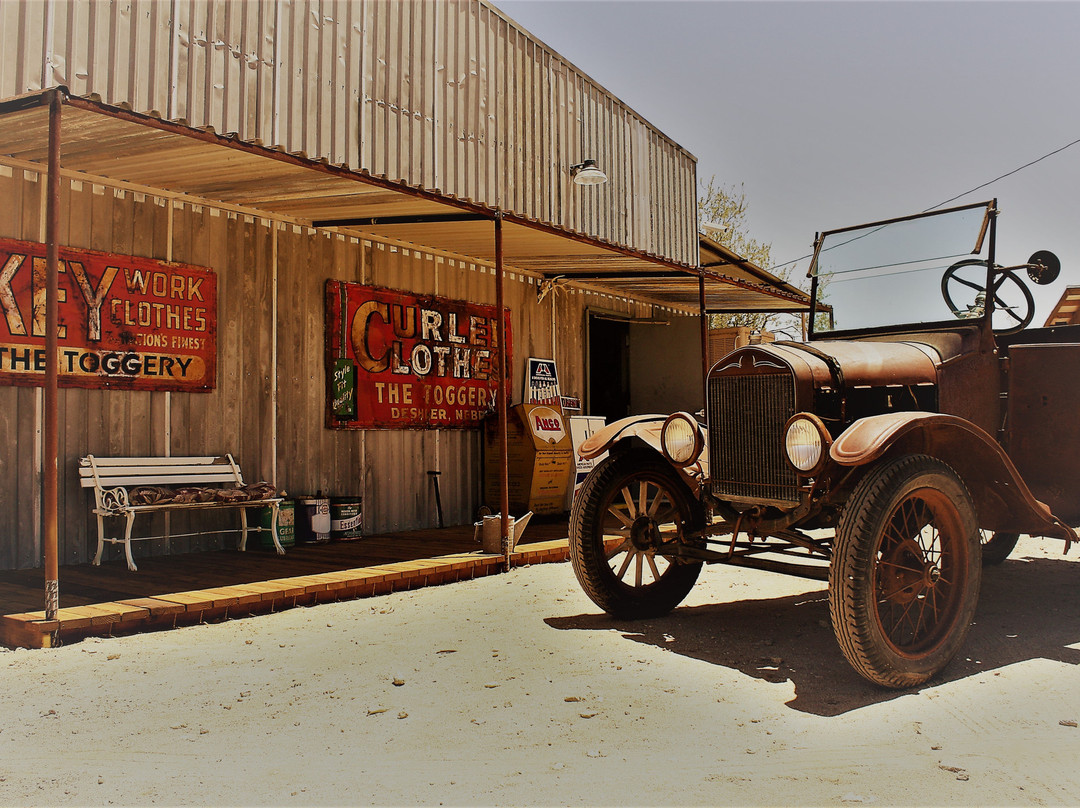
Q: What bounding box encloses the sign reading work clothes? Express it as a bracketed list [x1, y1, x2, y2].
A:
[0, 237, 217, 391]
[325, 281, 511, 429]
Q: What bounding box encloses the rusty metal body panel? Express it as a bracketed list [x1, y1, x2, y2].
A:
[830, 412, 1073, 540]
[776, 339, 941, 386]
[1005, 342, 1080, 524]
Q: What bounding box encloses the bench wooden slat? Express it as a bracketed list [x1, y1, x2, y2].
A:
[78, 463, 235, 477]
[79, 471, 242, 488]
[80, 456, 222, 467]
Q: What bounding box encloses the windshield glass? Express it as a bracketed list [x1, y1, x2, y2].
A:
[810, 202, 993, 335]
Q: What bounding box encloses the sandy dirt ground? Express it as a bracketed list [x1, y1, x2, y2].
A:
[1, 534, 1079, 807]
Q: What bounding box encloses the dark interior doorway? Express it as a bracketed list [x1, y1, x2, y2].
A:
[588, 315, 630, 422]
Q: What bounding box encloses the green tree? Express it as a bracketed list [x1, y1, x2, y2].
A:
[699, 177, 791, 332]
[698, 177, 774, 271]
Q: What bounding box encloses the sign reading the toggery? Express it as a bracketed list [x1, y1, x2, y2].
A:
[0, 237, 217, 391]
[326, 281, 510, 429]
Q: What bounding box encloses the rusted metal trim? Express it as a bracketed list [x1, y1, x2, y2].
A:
[556, 266, 815, 307]
[702, 269, 818, 306]
[813, 200, 993, 243]
[983, 200, 999, 337]
[312, 213, 490, 227]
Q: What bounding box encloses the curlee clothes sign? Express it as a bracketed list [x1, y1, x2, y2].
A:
[0, 237, 217, 391]
[326, 281, 510, 429]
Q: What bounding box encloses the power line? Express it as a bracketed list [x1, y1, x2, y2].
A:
[769, 134, 1080, 274]
[925, 135, 1080, 211]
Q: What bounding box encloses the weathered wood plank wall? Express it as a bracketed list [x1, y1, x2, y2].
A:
[0, 166, 673, 568]
[0, 0, 697, 265]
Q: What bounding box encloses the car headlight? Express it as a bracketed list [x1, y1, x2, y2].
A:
[784, 413, 831, 476]
[661, 412, 703, 468]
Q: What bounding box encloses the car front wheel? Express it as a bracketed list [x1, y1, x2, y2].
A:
[569, 449, 704, 619]
[829, 454, 981, 688]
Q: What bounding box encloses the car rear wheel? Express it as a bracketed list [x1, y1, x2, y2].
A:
[829, 454, 981, 688]
[570, 449, 703, 619]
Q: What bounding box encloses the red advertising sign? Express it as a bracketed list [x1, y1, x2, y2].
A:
[326, 281, 511, 429]
[0, 237, 216, 391]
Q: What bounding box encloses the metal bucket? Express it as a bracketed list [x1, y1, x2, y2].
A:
[330, 497, 363, 541]
[477, 511, 533, 554]
[255, 500, 295, 549]
[296, 497, 331, 543]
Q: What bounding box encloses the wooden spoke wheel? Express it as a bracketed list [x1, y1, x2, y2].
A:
[830, 454, 981, 688]
[569, 449, 703, 619]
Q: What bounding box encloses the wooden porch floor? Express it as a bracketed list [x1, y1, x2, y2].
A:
[0, 518, 570, 649]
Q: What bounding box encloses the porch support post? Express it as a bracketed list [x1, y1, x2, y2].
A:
[44, 89, 62, 621]
[699, 270, 709, 407]
[494, 212, 511, 568]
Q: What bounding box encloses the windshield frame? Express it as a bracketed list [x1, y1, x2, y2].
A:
[807, 200, 997, 340]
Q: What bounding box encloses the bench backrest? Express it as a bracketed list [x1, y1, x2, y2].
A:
[78, 455, 245, 490]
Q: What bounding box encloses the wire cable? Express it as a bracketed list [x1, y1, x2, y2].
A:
[925, 135, 1080, 212]
[769, 134, 1080, 273]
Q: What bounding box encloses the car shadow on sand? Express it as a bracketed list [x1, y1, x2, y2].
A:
[545, 554, 1080, 716]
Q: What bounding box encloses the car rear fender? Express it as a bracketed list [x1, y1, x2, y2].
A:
[830, 412, 1076, 542]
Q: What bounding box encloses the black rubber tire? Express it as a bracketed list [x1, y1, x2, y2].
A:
[981, 530, 1020, 566]
[829, 454, 981, 688]
[569, 448, 704, 619]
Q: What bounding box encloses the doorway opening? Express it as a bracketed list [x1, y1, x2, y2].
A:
[588, 314, 630, 423]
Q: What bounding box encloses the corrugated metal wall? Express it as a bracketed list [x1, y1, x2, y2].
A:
[0, 0, 698, 265]
[0, 165, 669, 568]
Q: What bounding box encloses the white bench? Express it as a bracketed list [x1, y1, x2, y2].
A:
[78, 454, 284, 571]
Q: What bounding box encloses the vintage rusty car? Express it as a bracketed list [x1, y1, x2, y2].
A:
[569, 200, 1078, 688]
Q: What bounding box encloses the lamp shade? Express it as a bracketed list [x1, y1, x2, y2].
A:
[571, 159, 607, 186]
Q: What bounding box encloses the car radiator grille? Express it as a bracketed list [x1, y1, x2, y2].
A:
[708, 372, 799, 505]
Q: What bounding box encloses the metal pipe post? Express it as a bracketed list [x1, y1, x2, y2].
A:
[494, 212, 511, 569]
[44, 89, 62, 621]
[698, 271, 709, 405]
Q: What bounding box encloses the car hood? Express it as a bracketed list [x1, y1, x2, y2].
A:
[754, 340, 941, 388]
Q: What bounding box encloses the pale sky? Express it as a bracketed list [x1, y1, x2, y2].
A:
[497, 0, 1080, 322]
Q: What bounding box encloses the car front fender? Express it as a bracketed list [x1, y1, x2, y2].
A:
[578, 414, 668, 460]
[577, 414, 708, 480]
[830, 412, 1075, 541]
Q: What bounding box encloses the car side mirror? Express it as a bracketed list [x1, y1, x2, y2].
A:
[1027, 250, 1060, 285]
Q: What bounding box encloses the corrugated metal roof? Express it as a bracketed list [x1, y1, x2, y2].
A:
[0, 89, 814, 315]
[1045, 286, 1080, 326]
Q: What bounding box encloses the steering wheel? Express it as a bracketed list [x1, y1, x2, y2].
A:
[941, 258, 1034, 334]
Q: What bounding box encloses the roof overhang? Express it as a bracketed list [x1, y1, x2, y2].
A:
[0, 89, 814, 315]
[1045, 286, 1080, 326]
